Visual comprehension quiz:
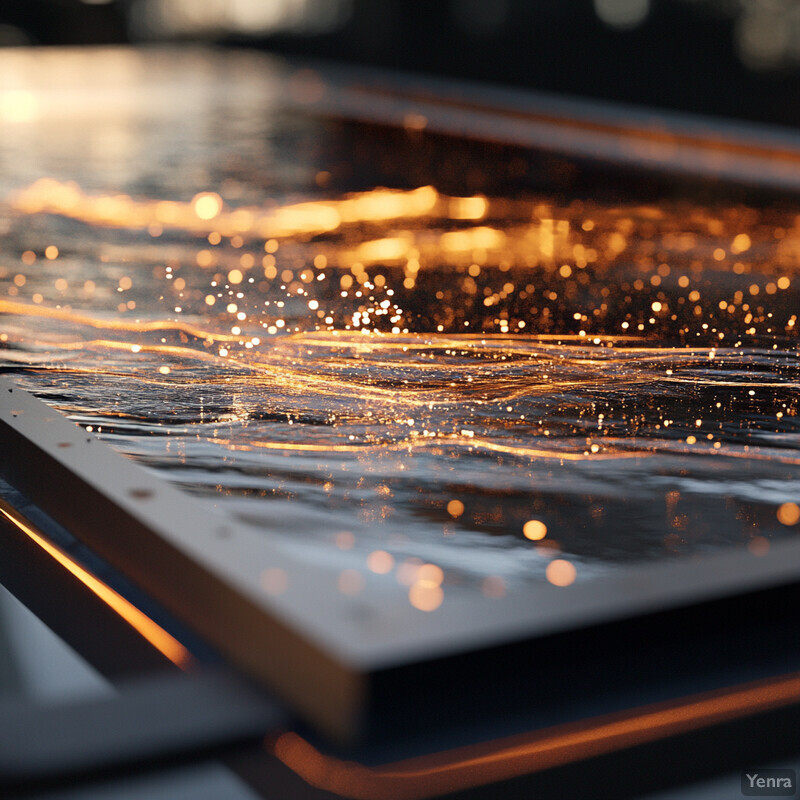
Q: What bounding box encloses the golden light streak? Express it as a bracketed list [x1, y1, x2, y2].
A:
[0, 299, 242, 342]
[46, 340, 231, 364]
[271, 671, 800, 800]
[200, 427, 800, 466]
[337, 186, 437, 223]
[0, 502, 192, 669]
[462, 437, 644, 461]
[206, 437, 370, 454]
[11, 180, 441, 241]
[203, 433, 639, 460]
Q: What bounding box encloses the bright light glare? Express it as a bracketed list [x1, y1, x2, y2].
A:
[132, 0, 352, 37]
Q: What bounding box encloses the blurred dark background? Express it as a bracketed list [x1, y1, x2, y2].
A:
[2, 0, 800, 130]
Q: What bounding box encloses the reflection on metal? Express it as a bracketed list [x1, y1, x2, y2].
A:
[0, 501, 192, 669]
[295, 63, 800, 191]
[272, 669, 800, 800]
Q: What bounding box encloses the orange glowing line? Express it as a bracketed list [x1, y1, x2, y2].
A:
[0, 503, 192, 669]
[272, 671, 800, 800]
[664, 377, 800, 389]
[199, 432, 800, 466]
[444, 436, 644, 461]
[206, 437, 366, 453]
[293, 332, 643, 347]
[205, 435, 638, 461]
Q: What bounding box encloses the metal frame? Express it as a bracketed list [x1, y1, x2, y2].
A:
[4, 460, 800, 800]
[4, 371, 800, 744]
[288, 59, 800, 192]
[3, 50, 800, 750]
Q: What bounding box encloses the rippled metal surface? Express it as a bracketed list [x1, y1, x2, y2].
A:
[2, 48, 800, 602]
